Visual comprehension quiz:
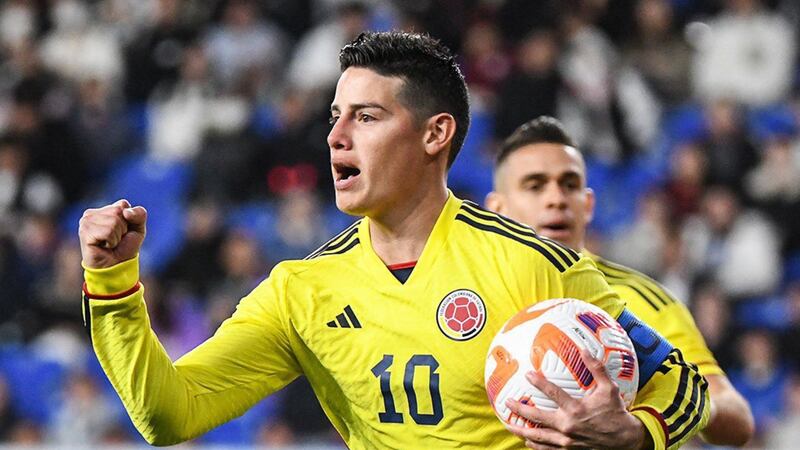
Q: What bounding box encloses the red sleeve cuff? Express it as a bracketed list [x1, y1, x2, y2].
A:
[632, 406, 670, 447]
[82, 281, 141, 300]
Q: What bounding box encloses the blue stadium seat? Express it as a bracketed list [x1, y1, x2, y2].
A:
[735, 297, 793, 331]
[747, 103, 798, 142]
[199, 394, 284, 444]
[100, 155, 193, 274]
[0, 346, 66, 424]
[447, 110, 495, 203]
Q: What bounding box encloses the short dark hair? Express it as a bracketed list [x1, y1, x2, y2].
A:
[496, 116, 576, 167]
[339, 31, 470, 168]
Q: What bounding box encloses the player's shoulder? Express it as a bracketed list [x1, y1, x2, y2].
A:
[453, 200, 581, 273]
[590, 254, 679, 311]
[273, 219, 364, 276]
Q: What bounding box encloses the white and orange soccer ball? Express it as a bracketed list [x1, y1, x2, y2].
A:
[485, 298, 639, 427]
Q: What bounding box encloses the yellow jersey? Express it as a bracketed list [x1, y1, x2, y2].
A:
[588, 253, 723, 378]
[83, 194, 708, 449]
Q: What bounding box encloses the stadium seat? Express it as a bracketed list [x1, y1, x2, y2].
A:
[198, 394, 284, 444]
[0, 346, 66, 424]
[101, 155, 193, 274]
[447, 110, 495, 203]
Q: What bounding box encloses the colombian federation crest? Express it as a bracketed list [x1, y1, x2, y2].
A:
[436, 289, 486, 341]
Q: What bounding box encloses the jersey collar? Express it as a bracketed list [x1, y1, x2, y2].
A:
[358, 190, 463, 286]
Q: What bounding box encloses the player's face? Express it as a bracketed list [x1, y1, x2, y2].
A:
[328, 67, 429, 217]
[487, 143, 594, 250]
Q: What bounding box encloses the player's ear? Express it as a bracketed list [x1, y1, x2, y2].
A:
[423, 113, 456, 158]
[584, 187, 596, 224]
[485, 191, 506, 215]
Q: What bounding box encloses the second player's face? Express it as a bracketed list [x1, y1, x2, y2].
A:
[327, 67, 428, 217]
[490, 144, 594, 250]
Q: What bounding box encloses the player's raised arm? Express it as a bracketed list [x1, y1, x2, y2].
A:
[79, 201, 301, 445]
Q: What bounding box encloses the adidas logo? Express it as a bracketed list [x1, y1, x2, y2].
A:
[327, 305, 362, 329]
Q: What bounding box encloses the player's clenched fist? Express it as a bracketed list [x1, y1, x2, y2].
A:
[79, 199, 147, 269]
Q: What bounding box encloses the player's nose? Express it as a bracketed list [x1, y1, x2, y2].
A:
[327, 118, 352, 151]
[544, 183, 568, 208]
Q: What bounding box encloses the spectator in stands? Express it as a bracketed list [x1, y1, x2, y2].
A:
[622, 0, 692, 108]
[767, 375, 800, 449]
[0, 1, 36, 56]
[71, 77, 133, 178]
[7, 420, 43, 444]
[0, 136, 63, 220]
[0, 374, 19, 441]
[780, 281, 800, 370]
[692, 0, 795, 107]
[691, 280, 738, 370]
[701, 99, 759, 191]
[494, 29, 562, 140]
[286, 1, 370, 94]
[163, 199, 226, 298]
[206, 228, 269, 328]
[729, 329, 790, 443]
[459, 20, 511, 107]
[746, 130, 800, 254]
[123, 0, 200, 103]
[204, 0, 287, 94]
[266, 188, 331, 261]
[39, 0, 124, 88]
[607, 190, 671, 277]
[557, 0, 625, 162]
[682, 185, 782, 300]
[663, 142, 708, 223]
[48, 372, 120, 445]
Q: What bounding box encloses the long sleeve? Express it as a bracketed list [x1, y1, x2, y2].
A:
[82, 258, 301, 446]
[562, 258, 710, 449]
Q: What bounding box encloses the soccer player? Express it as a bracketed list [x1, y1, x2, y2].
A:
[79, 32, 707, 449]
[486, 115, 754, 446]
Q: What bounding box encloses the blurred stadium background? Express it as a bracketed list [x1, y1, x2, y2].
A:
[1, 0, 800, 448]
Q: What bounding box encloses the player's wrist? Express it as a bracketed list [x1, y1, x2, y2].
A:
[630, 408, 664, 450]
[624, 412, 654, 450]
[83, 255, 140, 297]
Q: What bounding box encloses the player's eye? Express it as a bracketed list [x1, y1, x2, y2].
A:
[328, 115, 339, 126]
[526, 183, 543, 192]
[358, 113, 375, 123]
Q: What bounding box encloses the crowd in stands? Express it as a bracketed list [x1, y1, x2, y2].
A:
[1, 0, 799, 447]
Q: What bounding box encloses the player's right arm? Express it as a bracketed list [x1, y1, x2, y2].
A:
[79, 200, 301, 445]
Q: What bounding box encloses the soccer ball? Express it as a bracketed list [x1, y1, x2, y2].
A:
[485, 298, 638, 427]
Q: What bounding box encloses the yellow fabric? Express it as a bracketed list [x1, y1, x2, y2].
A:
[587, 252, 724, 378]
[83, 255, 139, 295]
[631, 409, 667, 450]
[85, 194, 707, 448]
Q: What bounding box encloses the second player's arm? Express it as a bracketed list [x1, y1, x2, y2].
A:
[562, 258, 711, 450]
[613, 282, 754, 447]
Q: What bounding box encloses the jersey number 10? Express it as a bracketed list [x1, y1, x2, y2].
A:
[371, 354, 443, 425]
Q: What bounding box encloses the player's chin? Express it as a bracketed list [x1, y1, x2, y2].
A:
[334, 192, 366, 217]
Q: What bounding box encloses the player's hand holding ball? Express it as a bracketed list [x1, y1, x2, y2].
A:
[486, 298, 646, 449]
[78, 199, 147, 269]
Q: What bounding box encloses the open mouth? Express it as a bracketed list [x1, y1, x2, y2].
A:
[542, 223, 569, 231]
[333, 164, 361, 181]
[538, 221, 571, 235]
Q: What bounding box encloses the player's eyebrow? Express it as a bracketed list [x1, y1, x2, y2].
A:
[519, 170, 583, 184]
[330, 102, 389, 114]
[519, 173, 549, 184]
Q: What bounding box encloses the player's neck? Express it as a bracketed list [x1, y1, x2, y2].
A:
[369, 183, 448, 266]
